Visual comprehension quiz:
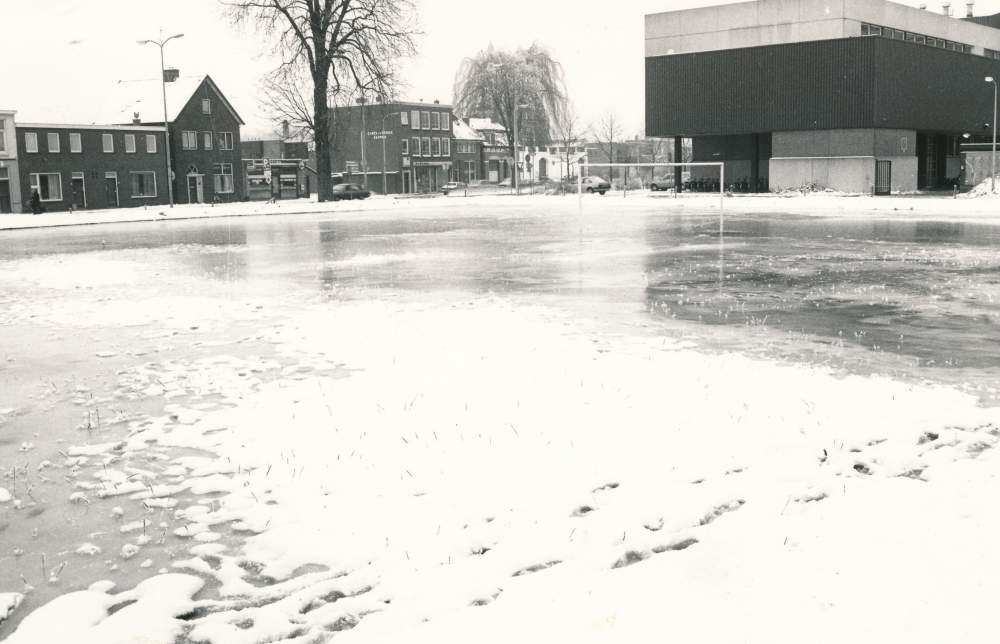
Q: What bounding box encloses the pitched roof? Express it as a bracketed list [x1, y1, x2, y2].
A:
[451, 118, 484, 141]
[92, 75, 244, 126]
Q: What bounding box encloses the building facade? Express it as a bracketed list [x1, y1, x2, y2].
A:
[645, 0, 1000, 193]
[16, 123, 168, 212]
[331, 100, 454, 194]
[0, 110, 20, 213]
[243, 139, 313, 200]
[451, 118, 484, 183]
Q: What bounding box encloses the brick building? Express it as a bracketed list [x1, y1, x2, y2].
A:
[242, 138, 314, 201]
[0, 110, 20, 213]
[331, 100, 454, 194]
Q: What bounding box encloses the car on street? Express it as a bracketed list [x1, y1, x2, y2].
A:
[497, 178, 512, 187]
[650, 172, 690, 192]
[331, 183, 371, 201]
[579, 176, 610, 195]
[441, 181, 466, 195]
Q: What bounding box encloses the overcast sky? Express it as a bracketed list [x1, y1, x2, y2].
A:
[4, 0, 1000, 138]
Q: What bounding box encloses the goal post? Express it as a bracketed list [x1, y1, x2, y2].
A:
[577, 162, 726, 231]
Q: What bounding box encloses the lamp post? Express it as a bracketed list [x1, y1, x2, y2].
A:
[381, 110, 400, 195]
[987, 76, 997, 192]
[137, 33, 183, 208]
[512, 103, 529, 194]
[356, 96, 368, 189]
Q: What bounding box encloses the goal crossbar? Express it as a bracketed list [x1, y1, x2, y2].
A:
[577, 162, 725, 231]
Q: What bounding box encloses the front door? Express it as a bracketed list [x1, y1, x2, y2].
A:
[0, 179, 10, 214]
[72, 177, 86, 209]
[187, 175, 204, 203]
[105, 175, 119, 207]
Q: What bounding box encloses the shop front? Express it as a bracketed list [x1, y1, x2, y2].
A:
[411, 161, 450, 193]
[244, 158, 308, 201]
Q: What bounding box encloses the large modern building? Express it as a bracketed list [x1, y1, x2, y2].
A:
[645, 0, 1000, 193]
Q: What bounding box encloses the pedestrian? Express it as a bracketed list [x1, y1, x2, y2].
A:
[30, 189, 41, 215]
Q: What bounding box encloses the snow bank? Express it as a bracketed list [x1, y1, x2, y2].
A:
[8, 298, 1000, 643]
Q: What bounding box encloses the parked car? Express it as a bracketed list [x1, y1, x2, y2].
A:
[579, 176, 610, 195]
[650, 172, 690, 192]
[497, 178, 512, 187]
[441, 181, 466, 195]
[331, 183, 370, 201]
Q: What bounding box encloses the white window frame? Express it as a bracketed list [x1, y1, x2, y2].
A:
[411, 111, 420, 130]
[442, 137, 450, 157]
[30, 172, 62, 201]
[130, 171, 157, 198]
[432, 138, 440, 157]
[102, 133, 113, 153]
[25, 132, 38, 153]
[401, 138, 409, 155]
[400, 112, 409, 126]
[213, 163, 234, 193]
[431, 112, 440, 130]
[441, 114, 449, 131]
[421, 111, 430, 129]
[421, 137, 430, 156]
[70, 132, 82, 153]
[203, 132, 213, 150]
[202, 99, 211, 114]
[146, 134, 157, 153]
[412, 137, 420, 157]
[47, 132, 60, 153]
[218, 132, 233, 150]
[0, 119, 5, 153]
[182, 131, 197, 150]
[125, 134, 136, 153]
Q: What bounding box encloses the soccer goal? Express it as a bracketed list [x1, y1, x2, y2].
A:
[577, 161, 726, 228]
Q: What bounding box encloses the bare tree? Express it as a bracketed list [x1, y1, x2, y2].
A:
[556, 101, 582, 180]
[453, 42, 566, 167]
[221, 0, 418, 201]
[589, 108, 625, 180]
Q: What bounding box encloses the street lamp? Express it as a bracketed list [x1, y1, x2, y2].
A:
[137, 33, 183, 208]
[987, 76, 997, 192]
[381, 110, 400, 195]
[513, 103, 529, 194]
[356, 97, 368, 189]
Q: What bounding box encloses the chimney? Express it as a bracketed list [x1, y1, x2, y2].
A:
[967, 1, 974, 17]
[942, 2, 949, 15]
[433, 99, 440, 104]
[133, 112, 141, 125]
[163, 68, 179, 83]
[282, 120, 290, 139]
[919, 3, 926, 9]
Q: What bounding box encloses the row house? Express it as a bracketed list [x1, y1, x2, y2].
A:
[2, 72, 245, 214]
[331, 100, 454, 194]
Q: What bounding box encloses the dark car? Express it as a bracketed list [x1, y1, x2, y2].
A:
[579, 176, 610, 195]
[331, 183, 371, 201]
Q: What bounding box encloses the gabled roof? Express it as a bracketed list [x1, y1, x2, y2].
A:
[92, 75, 244, 126]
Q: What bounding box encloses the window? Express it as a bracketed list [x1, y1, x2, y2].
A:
[202, 99, 211, 114]
[130, 171, 157, 198]
[218, 132, 233, 150]
[400, 112, 408, 126]
[0, 119, 5, 153]
[442, 138, 450, 156]
[412, 137, 420, 157]
[182, 131, 197, 150]
[441, 114, 449, 131]
[70, 133, 82, 153]
[25, 133, 38, 153]
[431, 138, 440, 156]
[411, 110, 420, 130]
[102, 133, 113, 153]
[431, 112, 440, 130]
[421, 111, 430, 129]
[47, 132, 60, 153]
[987, 49, 1000, 60]
[125, 134, 136, 153]
[213, 163, 234, 193]
[401, 138, 409, 155]
[30, 173, 62, 201]
[905, 32, 916, 42]
[203, 132, 213, 150]
[421, 137, 430, 156]
[146, 135, 157, 153]
[915, 34, 925, 44]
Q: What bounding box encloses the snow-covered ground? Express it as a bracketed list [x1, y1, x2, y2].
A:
[2, 193, 1000, 643]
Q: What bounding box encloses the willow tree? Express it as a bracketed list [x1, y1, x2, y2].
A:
[222, 0, 418, 201]
[453, 42, 566, 166]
